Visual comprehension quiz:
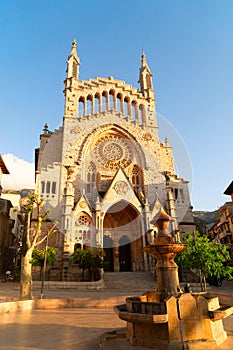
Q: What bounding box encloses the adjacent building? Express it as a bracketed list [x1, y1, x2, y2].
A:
[0, 154, 9, 196]
[207, 181, 233, 263]
[1, 191, 24, 271]
[0, 155, 14, 273]
[208, 181, 233, 244]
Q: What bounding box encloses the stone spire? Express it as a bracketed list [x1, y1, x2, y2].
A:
[138, 51, 154, 99]
[66, 38, 80, 79]
[71, 38, 77, 56]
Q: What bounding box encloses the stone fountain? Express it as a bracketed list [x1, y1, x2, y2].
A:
[114, 208, 233, 350]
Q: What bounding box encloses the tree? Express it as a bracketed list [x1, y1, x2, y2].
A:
[176, 231, 233, 292]
[32, 247, 56, 279]
[19, 193, 57, 300]
[71, 248, 105, 281]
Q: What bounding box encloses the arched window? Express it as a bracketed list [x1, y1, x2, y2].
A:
[78, 215, 90, 225]
[52, 182, 56, 194]
[41, 181, 45, 193]
[139, 104, 146, 124]
[78, 97, 85, 117]
[131, 101, 137, 121]
[46, 181, 51, 194]
[86, 95, 93, 115]
[102, 91, 108, 111]
[86, 162, 96, 194]
[72, 62, 77, 77]
[131, 165, 141, 191]
[124, 97, 130, 116]
[94, 93, 101, 113]
[146, 73, 152, 89]
[74, 243, 81, 251]
[117, 93, 122, 113]
[109, 89, 115, 110]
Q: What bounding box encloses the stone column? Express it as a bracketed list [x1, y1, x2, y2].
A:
[83, 99, 87, 117]
[91, 96, 95, 115]
[113, 93, 117, 110]
[127, 100, 132, 118]
[113, 246, 120, 272]
[135, 103, 139, 122]
[120, 96, 124, 114]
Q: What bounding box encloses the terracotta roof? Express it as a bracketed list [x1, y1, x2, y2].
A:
[218, 201, 233, 213]
[0, 155, 9, 174]
[224, 181, 233, 195]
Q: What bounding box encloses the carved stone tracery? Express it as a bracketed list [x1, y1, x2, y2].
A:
[92, 134, 133, 173]
[113, 181, 129, 195]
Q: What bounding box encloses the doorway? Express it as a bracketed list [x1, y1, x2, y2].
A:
[119, 235, 131, 271]
[103, 200, 144, 272]
[103, 235, 114, 272]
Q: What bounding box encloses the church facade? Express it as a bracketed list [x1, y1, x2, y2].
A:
[35, 40, 194, 278]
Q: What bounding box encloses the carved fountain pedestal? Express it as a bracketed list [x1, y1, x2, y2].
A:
[114, 209, 233, 350]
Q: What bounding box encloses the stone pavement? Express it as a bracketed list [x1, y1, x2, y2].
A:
[0, 272, 233, 349]
[0, 308, 125, 350]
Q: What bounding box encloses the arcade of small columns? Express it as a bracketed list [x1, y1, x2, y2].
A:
[66, 79, 153, 123]
[78, 91, 146, 122]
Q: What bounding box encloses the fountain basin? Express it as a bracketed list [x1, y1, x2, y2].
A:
[114, 303, 168, 325]
[114, 292, 233, 349]
[143, 244, 187, 300]
[144, 243, 187, 256]
[209, 304, 233, 321]
[114, 209, 233, 349]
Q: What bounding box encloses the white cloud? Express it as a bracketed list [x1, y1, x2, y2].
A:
[1, 154, 35, 190]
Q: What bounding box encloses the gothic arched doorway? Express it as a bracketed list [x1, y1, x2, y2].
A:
[103, 201, 144, 272]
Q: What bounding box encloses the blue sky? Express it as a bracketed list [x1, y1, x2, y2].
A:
[0, 0, 232, 211]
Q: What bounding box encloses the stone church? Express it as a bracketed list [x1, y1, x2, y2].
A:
[35, 40, 194, 277]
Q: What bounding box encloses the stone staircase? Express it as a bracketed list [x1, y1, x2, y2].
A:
[103, 271, 209, 293]
[103, 272, 157, 291]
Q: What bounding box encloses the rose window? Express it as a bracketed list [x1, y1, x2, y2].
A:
[92, 135, 133, 172]
[77, 214, 91, 226]
[103, 142, 123, 160]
